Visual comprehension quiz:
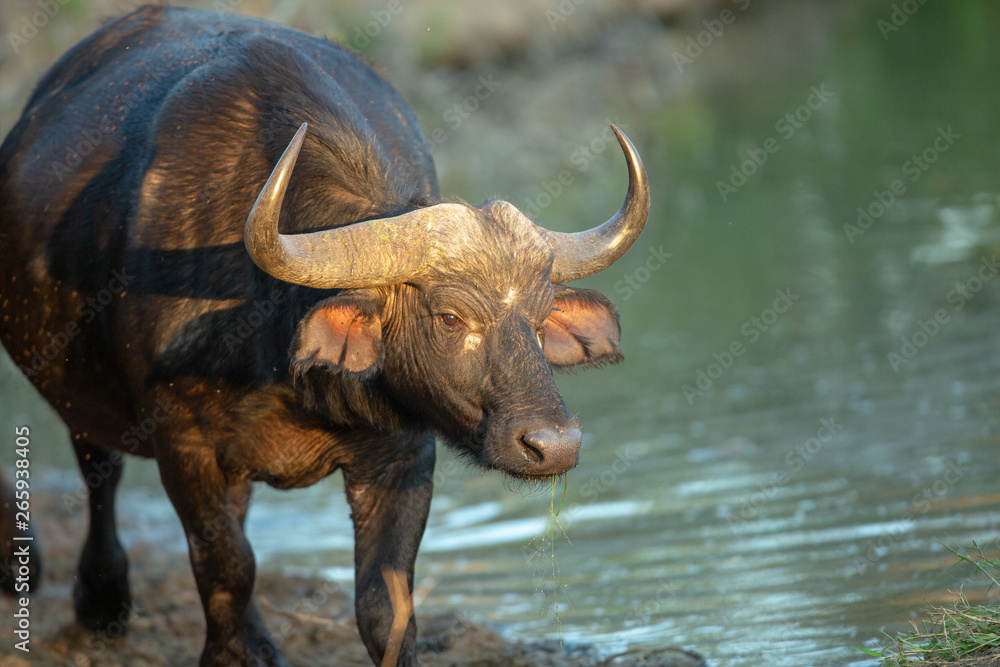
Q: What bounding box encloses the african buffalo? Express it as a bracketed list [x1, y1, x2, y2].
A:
[0, 6, 648, 666]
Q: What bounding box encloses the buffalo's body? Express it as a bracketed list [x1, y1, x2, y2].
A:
[0, 6, 646, 666]
[2, 5, 435, 421]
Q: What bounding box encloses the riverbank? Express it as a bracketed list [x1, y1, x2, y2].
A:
[863, 542, 1000, 667]
[0, 489, 706, 666]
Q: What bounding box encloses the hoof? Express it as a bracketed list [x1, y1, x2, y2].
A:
[73, 577, 135, 633]
[73, 546, 133, 633]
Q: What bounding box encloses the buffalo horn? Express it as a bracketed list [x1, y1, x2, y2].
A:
[245, 122, 466, 289]
[542, 125, 650, 283]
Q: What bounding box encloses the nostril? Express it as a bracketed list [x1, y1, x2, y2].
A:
[520, 433, 545, 463]
[519, 428, 582, 471]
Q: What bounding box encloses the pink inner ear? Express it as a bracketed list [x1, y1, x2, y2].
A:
[543, 316, 587, 366]
[543, 295, 620, 366]
[301, 304, 381, 373]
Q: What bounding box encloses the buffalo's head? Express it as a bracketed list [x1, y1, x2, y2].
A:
[245, 123, 649, 478]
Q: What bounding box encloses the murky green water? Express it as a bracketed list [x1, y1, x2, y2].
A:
[3, 1, 1000, 665]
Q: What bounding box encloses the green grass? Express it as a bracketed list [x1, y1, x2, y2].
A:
[859, 540, 1000, 666]
[520, 475, 571, 642]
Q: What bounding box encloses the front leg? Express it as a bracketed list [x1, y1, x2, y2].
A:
[156, 437, 288, 667]
[344, 432, 435, 667]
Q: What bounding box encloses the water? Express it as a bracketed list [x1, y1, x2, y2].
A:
[3, 1, 1000, 666]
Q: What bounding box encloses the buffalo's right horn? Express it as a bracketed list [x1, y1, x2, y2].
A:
[540, 125, 650, 283]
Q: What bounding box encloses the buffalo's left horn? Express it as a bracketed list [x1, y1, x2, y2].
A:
[541, 125, 650, 283]
[245, 122, 469, 289]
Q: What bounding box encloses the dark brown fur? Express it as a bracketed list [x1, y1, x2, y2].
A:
[0, 7, 624, 666]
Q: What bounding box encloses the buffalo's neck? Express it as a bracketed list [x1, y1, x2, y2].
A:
[152, 377, 423, 489]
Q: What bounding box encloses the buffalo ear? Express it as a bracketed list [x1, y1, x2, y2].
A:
[291, 295, 383, 379]
[543, 286, 623, 369]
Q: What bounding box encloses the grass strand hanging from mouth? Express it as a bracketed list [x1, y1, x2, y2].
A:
[541, 474, 570, 645]
[551, 474, 568, 518]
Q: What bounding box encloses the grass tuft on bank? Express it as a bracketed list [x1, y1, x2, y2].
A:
[860, 540, 1000, 666]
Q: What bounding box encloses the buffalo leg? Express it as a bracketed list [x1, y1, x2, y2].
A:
[345, 433, 435, 667]
[156, 440, 288, 667]
[228, 477, 283, 666]
[72, 440, 132, 631]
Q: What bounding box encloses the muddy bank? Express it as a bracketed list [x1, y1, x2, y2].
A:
[0, 489, 705, 666]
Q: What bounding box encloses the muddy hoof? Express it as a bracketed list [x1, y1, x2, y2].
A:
[73, 571, 133, 633]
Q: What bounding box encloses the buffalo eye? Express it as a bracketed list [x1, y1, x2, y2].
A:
[438, 313, 463, 329]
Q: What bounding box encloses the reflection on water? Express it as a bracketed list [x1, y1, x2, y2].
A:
[4, 2, 1000, 666]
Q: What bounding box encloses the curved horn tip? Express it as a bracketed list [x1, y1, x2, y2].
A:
[266, 122, 309, 201]
[258, 122, 309, 203]
[244, 122, 311, 277]
[543, 123, 649, 283]
[287, 122, 308, 158]
[610, 124, 643, 166]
